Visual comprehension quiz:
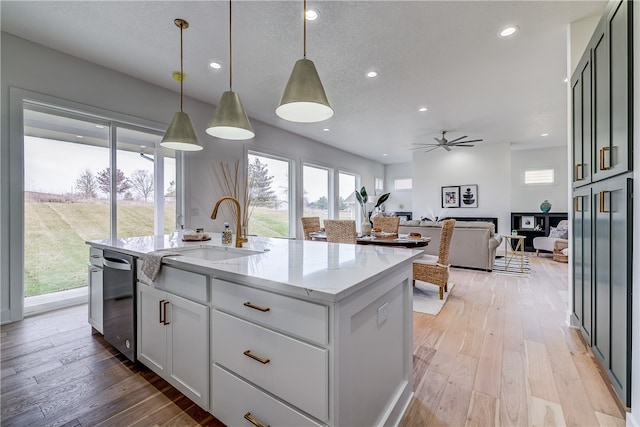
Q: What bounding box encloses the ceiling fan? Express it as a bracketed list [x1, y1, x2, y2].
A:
[411, 130, 483, 152]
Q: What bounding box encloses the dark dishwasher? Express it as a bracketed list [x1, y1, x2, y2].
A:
[102, 249, 136, 362]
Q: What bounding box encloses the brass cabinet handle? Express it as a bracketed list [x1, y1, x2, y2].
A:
[243, 412, 270, 427]
[574, 197, 582, 213]
[599, 191, 610, 213]
[243, 301, 270, 312]
[243, 349, 270, 364]
[599, 147, 611, 170]
[574, 163, 584, 181]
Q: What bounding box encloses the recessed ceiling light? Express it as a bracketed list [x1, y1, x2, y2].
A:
[541, 133, 549, 137]
[323, 128, 330, 132]
[305, 9, 318, 21]
[76, 135, 83, 138]
[366, 71, 378, 78]
[499, 26, 518, 37]
[418, 107, 428, 112]
[563, 77, 568, 83]
[382, 153, 388, 156]
[209, 62, 222, 69]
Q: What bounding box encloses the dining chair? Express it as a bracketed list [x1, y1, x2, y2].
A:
[301, 216, 322, 240]
[323, 220, 357, 244]
[372, 216, 400, 234]
[413, 219, 456, 299]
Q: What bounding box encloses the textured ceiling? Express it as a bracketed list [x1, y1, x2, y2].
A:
[1, 1, 606, 164]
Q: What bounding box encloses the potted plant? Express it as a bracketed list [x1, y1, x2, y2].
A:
[355, 186, 390, 235]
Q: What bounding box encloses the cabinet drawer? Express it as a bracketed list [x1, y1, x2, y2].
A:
[137, 263, 209, 304]
[211, 278, 328, 345]
[89, 247, 103, 267]
[212, 310, 328, 421]
[211, 364, 325, 427]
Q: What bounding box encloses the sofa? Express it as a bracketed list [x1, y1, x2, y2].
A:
[398, 220, 502, 271]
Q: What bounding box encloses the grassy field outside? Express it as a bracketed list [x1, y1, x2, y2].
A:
[25, 200, 174, 297]
[24, 201, 353, 297]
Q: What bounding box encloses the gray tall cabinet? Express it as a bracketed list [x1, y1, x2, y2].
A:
[570, 0, 633, 407]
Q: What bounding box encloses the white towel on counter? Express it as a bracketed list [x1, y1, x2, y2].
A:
[141, 250, 182, 282]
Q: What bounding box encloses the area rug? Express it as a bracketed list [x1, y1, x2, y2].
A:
[493, 255, 531, 277]
[413, 282, 454, 316]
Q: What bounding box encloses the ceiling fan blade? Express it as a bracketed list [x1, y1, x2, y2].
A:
[453, 144, 475, 147]
[447, 135, 467, 144]
[422, 146, 441, 153]
[443, 145, 452, 152]
[450, 138, 483, 144]
[409, 146, 438, 150]
[411, 142, 439, 146]
[433, 137, 441, 143]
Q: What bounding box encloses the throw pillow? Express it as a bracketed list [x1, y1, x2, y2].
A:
[549, 226, 568, 239]
[549, 226, 560, 238]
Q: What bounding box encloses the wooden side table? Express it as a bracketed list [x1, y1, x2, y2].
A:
[503, 235, 526, 272]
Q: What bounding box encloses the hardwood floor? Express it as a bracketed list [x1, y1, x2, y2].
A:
[1, 255, 626, 426]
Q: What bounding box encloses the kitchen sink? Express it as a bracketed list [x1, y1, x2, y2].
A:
[171, 245, 262, 262]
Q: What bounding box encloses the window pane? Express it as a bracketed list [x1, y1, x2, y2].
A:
[303, 164, 330, 222]
[524, 169, 554, 184]
[164, 154, 177, 233]
[394, 178, 413, 190]
[375, 178, 384, 192]
[338, 172, 357, 220]
[248, 153, 291, 238]
[23, 107, 110, 297]
[116, 127, 162, 238]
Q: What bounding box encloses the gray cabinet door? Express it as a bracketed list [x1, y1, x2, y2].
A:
[571, 53, 591, 188]
[592, 175, 632, 406]
[572, 186, 592, 344]
[593, 0, 632, 182]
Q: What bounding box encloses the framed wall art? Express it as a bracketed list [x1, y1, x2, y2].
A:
[441, 186, 460, 208]
[460, 185, 478, 208]
[521, 215, 535, 229]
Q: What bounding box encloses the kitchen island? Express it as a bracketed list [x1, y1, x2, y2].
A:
[87, 234, 423, 427]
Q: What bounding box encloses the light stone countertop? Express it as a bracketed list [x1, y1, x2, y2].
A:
[88, 233, 424, 303]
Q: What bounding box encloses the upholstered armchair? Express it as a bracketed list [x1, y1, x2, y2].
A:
[533, 219, 568, 255]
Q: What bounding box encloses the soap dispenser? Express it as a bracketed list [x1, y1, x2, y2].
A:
[222, 222, 233, 245]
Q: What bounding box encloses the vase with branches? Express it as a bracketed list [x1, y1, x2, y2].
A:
[211, 160, 252, 237]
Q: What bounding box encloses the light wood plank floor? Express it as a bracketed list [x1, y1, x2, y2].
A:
[1, 255, 626, 426]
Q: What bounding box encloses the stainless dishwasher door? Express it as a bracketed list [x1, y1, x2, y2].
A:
[102, 250, 136, 362]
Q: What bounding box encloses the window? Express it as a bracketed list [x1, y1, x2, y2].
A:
[22, 103, 178, 300]
[394, 178, 413, 190]
[524, 168, 555, 185]
[247, 152, 293, 238]
[338, 172, 357, 220]
[303, 164, 331, 222]
[375, 178, 384, 192]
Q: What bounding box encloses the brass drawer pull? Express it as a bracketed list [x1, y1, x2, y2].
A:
[243, 349, 270, 364]
[243, 301, 270, 312]
[574, 163, 583, 181]
[574, 197, 582, 213]
[599, 147, 611, 170]
[244, 412, 270, 427]
[599, 191, 610, 213]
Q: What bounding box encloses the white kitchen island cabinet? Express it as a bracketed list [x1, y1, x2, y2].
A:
[87, 234, 423, 427]
[137, 280, 209, 410]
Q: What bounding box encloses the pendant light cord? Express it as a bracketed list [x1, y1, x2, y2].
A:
[229, 0, 233, 90]
[180, 21, 184, 112]
[303, 0, 307, 58]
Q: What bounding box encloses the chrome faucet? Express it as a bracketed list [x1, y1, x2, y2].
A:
[211, 196, 248, 248]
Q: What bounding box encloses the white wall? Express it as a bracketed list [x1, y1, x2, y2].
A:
[0, 32, 384, 322]
[510, 146, 569, 213]
[384, 162, 413, 214]
[412, 142, 511, 233]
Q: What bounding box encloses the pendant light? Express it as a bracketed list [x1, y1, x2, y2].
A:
[161, 18, 203, 151]
[276, 0, 334, 123]
[206, 0, 254, 140]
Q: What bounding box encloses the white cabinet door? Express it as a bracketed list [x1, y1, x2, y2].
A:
[167, 293, 209, 410]
[88, 264, 103, 334]
[137, 283, 167, 375]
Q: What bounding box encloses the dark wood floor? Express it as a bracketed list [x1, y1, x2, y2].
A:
[1, 255, 626, 426]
